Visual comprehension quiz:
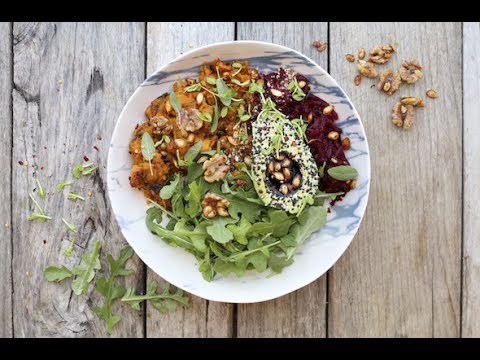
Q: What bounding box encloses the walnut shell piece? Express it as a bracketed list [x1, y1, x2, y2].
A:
[392, 102, 415, 129]
[149, 115, 173, 135]
[377, 69, 401, 95]
[400, 96, 425, 107]
[201, 192, 230, 218]
[369, 44, 396, 64]
[357, 60, 378, 78]
[203, 154, 229, 183]
[400, 59, 423, 84]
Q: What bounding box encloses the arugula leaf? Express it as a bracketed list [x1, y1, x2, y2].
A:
[226, 215, 252, 245]
[206, 217, 237, 244]
[282, 206, 327, 260]
[327, 165, 358, 181]
[159, 174, 180, 200]
[56, 180, 74, 192]
[94, 245, 134, 334]
[223, 194, 263, 223]
[213, 259, 247, 277]
[28, 212, 52, 222]
[147, 220, 199, 255]
[146, 207, 163, 233]
[122, 280, 189, 314]
[71, 240, 102, 295]
[169, 91, 182, 114]
[185, 162, 204, 184]
[268, 253, 294, 274]
[198, 249, 215, 281]
[44, 265, 73, 282]
[318, 162, 326, 178]
[141, 132, 155, 176]
[36, 179, 47, 199]
[249, 209, 295, 238]
[184, 140, 203, 166]
[185, 180, 206, 217]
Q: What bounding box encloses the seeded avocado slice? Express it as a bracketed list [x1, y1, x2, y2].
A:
[252, 115, 319, 215]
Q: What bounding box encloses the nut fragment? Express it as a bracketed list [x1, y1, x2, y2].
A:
[274, 162, 282, 172]
[244, 156, 252, 167]
[271, 89, 283, 97]
[349, 179, 357, 189]
[401, 96, 425, 107]
[312, 41, 328, 52]
[283, 167, 291, 180]
[354, 75, 362, 86]
[197, 155, 208, 164]
[357, 60, 378, 78]
[328, 131, 339, 140]
[196, 92, 204, 105]
[174, 139, 187, 148]
[201, 193, 230, 218]
[369, 44, 396, 64]
[323, 105, 334, 115]
[377, 69, 401, 95]
[298, 80, 306, 88]
[281, 158, 291, 168]
[165, 100, 172, 112]
[227, 136, 239, 146]
[307, 112, 313, 123]
[358, 48, 366, 60]
[346, 54, 355, 62]
[342, 137, 351, 150]
[426, 89, 438, 99]
[400, 59, 423, 84]
[392, 102, 415, 129]
[187, 133, 195, 142]
[268, 160, 274, 173]
[203, 154, 229, 183]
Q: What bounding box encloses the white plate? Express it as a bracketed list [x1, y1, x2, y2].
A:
[107, 41, 370, 303]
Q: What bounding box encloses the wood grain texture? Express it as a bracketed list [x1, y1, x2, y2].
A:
[0, 22, 13, 338]
[146, 22, 235, 337]
[11, 22, 145, 337]
[328, 22, 462, 337]
[462, 22, 480, 338]
[236, 22, 328, 338]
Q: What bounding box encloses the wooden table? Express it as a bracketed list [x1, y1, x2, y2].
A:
[1, 22, 478, 338]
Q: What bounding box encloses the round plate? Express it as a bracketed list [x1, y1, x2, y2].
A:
[107, 41, 370, 303]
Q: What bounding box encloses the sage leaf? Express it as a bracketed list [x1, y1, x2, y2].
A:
[141, 132, 155, 176]
[169, 91, 182, 114]
[327, 165, 358, 181]
[184, 140, 203, 166]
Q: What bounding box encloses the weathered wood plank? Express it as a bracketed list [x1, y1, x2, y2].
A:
[462, 22, 480, 338]
[236, 22, 328, 338]
[146, 22, 235, 337]
[0, 22, 13, 338]
[329, 22, 462, 337]
[12, 22, 146, 337]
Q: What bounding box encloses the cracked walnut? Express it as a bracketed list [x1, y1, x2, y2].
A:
[203, 154, 229, 183]
[378, 69, 401, 95]
[201, 193, 230, 218]
[392, 102, 415, 129]
[400, 60, 423, 84]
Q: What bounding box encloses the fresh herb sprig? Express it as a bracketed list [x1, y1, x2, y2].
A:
[141, 132, 155, 176]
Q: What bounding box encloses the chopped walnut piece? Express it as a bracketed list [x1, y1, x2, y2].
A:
[426, 89, 438, 99]
[312, 41, 328, 52]
[400, 96, 425, 107]
[377, 69, 401, 95]
[178, 108, 203, 132]
[400, 59, 423, 84]
[358, 48, 366, 60]
[149, 115, 173, 135]
[392, 102, 415, 129]
[203, 154, 229, 183]
[357, 60, 378, 78]
[369, 44, 396, 64]
[201, 192, 230, 218]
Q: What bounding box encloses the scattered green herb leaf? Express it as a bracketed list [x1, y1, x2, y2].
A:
[63, 238, 76, 257]
[36, 179, 47, 199]
[184, 83, 201, 92]
[70, 240, 102, 295]
[160, 174, 180, 200]
[68, 192, 85, 201]
[141, 132, 155, 176]
[327, 165, 358, 181]
[169, 91, 182, 114]
[62, 218, 77, 233]
[56, 180, 74, 192]
[44, 265, 73, 282]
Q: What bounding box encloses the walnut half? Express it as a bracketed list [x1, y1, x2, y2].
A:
[357, 60, 378, 78]
[203, 154, 229, 183]
[377, 69, 401, 95]
[400, 59, 423, 84]
[201, 193, 230, 218]
[369, 44, 396, 64]
[392, 102, 415, 129]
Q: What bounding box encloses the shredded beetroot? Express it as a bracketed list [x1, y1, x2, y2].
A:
[258, 68, 353, 202]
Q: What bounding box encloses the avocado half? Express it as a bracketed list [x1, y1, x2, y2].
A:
[252, 115, 319, 214]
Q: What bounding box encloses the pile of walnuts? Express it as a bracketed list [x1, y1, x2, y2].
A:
[345, 44, 438, 130]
